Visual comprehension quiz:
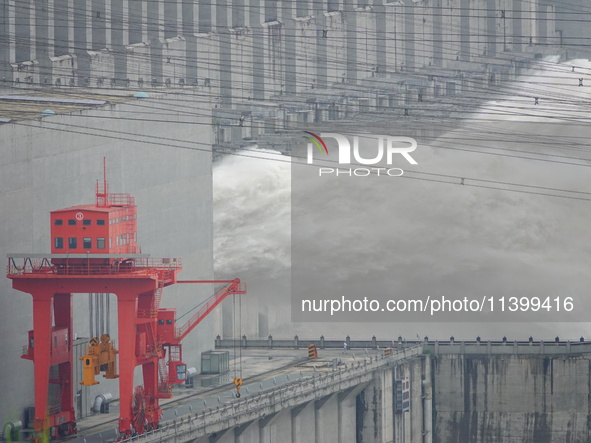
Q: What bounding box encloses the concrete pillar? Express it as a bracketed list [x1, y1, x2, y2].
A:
[358, 371, 395, 443]
[217, 0, 232, 105]
[402, 0, 415, 71]
[0, 0, 14, 82]
[423, 356, 433, 443]
[128, 0, 144, 44]
[313, 0, 327, 89]
[235, 419, 259, 443]
[164, 0, 179, 38]
[536, 4, 550, 46]
[284, 2, 297, 94]
[373, 0, 387, 74]
[381, 369, 394, 442]
[291, 402, 315, 443]
[54, 0, 74, 56]
[74, 0, 91, 84]
[431, 0, 443, 67]
[486, 0, 496, 56]
[315, 394, 339, 443]
[92, 0, 107, 50]
[513, 0, 523, 52]
[199, 0, 213, 33]
[459, 0, 470, 61]
[338, 388, 358, 443]
[147, 0, 163, 40]
[15, 0, 34, 62]
[182, 0, 197, 84]
[259, 410, 292, 443]
[147, 0, 163, 85]
[250, 0, 265, 99]
[344, 0, 357, 83]
[35, 0, 53, 84]
[111, 0, 128, 84]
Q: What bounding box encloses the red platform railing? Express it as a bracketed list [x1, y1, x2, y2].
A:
[7, 255, 181, 277]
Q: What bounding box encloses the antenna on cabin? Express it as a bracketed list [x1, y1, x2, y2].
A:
[96, 157, 109, 207]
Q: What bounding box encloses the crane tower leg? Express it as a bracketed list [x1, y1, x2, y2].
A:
[116, 296, 138, 435]
[32, 294, 52, 439]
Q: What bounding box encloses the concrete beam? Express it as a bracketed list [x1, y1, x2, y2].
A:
[338, 383, 369, 401]
[209, 428, 234, 443]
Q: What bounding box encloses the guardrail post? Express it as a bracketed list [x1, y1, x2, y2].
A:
[320, 335, 325, 349]
[242, 335, 247, 348]
[371, 335, 377, 349]
[268, 335, 273, 349]
[294, 335, 299, 349]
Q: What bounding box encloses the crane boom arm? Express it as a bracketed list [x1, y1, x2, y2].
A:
[173, 279, 246, 343]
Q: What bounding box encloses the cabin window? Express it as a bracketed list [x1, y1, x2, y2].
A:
[83, 220, 91, 226]
[54, 237, 64, 249]
[83, 237, 92, 249]
[134, 232, 137, 243]
[97, 219, 106, 226]
[116, 236, 120, 247]
[54, 219, 63, 225]
[97, 238, 106, 249]
[68, 219, 76, 225]
[68, 237, 77, 249]
[109, 237, 112, 248]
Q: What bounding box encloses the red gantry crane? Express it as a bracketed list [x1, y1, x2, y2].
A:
[6, 162, 246, 442]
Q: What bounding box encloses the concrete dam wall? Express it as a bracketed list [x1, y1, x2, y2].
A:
[433, 353, 590, 442]
[211, 340, 591, 442]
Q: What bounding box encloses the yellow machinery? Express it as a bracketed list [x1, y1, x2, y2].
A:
[233, 377, 243, 398]
[80, 334, 119, 386]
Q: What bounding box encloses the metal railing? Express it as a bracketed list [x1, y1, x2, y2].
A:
[215, 335, 591, 355]
[7, 255, 182, 276]
[96, 192, 135, 207]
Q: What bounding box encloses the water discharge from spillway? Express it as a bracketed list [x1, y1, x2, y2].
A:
[214, 58, 591, 341]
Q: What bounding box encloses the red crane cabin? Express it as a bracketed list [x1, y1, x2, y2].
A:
[50, 193, 138, 264]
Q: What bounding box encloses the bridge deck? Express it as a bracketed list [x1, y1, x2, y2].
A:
[66, 346, 422, 443]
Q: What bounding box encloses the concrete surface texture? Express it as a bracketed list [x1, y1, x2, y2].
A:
[2, 0, 588, 93]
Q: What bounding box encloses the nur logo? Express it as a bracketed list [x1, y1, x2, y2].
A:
[302, 132, 418, 177]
